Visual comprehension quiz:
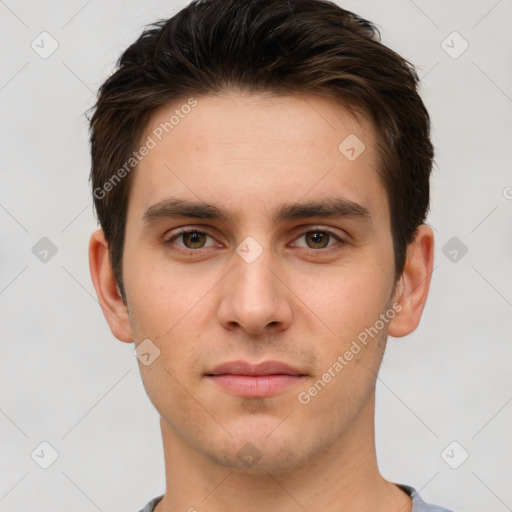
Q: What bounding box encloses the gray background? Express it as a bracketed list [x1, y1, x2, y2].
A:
[1, 1, 511, 510]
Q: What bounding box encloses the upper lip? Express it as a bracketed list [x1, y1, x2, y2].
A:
[206, 360, 305, 376]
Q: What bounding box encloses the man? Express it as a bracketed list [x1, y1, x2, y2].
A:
[88, 1, 451, 510]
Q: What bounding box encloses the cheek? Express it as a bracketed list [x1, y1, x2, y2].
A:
[125, 259, 220, 396]
[124, 247, 216, 338]
[293, 269, 390, 426]
[288, 263, 392, 340]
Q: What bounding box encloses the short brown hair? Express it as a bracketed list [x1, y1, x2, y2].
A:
[89, 0, 434, 300]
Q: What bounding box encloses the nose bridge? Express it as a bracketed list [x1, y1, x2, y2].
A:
[236, 249, 276, 300]
[217, 240, 292, 334]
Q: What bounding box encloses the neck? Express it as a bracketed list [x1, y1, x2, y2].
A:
[155, 395, 411, 512]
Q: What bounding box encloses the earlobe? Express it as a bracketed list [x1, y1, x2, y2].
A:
[388, 224, 434, 338]
[88, 229, 133, 343]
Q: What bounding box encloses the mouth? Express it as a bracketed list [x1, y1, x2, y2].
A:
[205, 360, 308, 398]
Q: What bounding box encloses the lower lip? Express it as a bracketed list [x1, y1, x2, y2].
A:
[207, 374, 304, 397]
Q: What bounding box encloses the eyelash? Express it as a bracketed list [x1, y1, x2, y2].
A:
[164, 227, 346, 256]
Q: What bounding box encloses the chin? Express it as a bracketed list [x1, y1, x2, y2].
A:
[198, 420, 316, 475]
[206, 440, 309, 475]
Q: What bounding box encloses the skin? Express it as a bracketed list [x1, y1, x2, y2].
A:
[89, 92, 434, 512]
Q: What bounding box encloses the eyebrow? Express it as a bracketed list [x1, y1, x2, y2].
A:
[142, 196, 372, 226]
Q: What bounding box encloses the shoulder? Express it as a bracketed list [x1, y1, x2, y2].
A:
[135, 495, 164, 512]
[136, 489, 455, 512]
[399, 485, 454, 512]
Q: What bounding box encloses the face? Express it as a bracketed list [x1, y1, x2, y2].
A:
[119, 92, 400, 472]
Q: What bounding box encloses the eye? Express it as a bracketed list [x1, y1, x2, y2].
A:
[292, 230, 343, 250]
[165, 229, 218, 251]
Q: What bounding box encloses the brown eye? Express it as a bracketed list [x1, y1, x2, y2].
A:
[182, 231, 207, 248]
[305, 231, 331, 249]
[165, 228, 220, 254]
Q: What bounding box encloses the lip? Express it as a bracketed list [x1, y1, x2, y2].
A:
[205, 360, 307, 398]
[208, 360, 304, 376]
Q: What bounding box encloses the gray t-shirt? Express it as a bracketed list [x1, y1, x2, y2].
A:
[136, 485, 453, 511]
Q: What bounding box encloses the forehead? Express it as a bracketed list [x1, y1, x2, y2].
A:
[128, 92, 387, 224]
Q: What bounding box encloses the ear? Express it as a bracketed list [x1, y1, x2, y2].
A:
[388, 224, 434, 338]
[89, 229, 133, 343]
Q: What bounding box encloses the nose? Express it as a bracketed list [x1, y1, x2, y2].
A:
[217, 248, 293, 336]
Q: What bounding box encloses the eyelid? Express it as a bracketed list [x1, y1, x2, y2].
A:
[291, 223, 347, 239]
[297, 224, 348, 238]
[164, 227, 221, 249]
